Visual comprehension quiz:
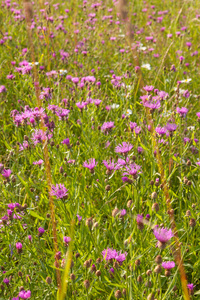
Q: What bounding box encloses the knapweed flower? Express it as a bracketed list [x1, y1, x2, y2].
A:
[115, 142, 133, 154]
[2, 169, 12, 178]
[76, 101, 87, 110]
[123, 163, 141, 179]
[33, 159, 43, 165]
[18, 290, 31, 299]
[153, 226, 173, 249]
[101, 121, 115, 133]
[176, 107, 188, 117]
[102, 248, 127, 264]
[136, 214, 144, 230]
[63, 236, 71, 246]
[61, 138, 70, 146]
[50, 184, 68, 199]
[103, 159, 117, 175]
[38, 227, 45, 237]
[77, 214, 82, 222]
[83, 158, 97, 173]
[0, 85, 7, 93]
[16, 242, 23, 253]
[3, 278, 9, 285]
[165, 123, 177, 132]
[196, 112, 200, 120]
[187, 283, 195, 290]
[162, 261, 175, 269]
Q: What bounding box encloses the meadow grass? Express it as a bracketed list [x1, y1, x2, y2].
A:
[0, 0, 200, 299]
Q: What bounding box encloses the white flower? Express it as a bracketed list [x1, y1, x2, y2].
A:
[124, 109, 132, 116]
[180, 78, 192, 83]
[141, 63, 151, 70]
[59, 69, 68, 75]
[28, 62, 39, 66]
[111, 103, 120, 109]
[187, 126, 195, 131]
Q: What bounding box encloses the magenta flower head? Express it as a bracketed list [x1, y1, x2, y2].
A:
[136, 214, 144, 230]
[153, 226, 173, 249]
[18, 289, 31, 299]
[50, 184, 68, 199]
[102, 248, 127, 264]
[38, 227, 45, 237]
[16, 242, 23, 253]
[2, 169, 12, 178]
[83, 158, 97, 174]
[61, 138, 70, 145]
[196, 112, 200, 120]
[162, 261, 175, 270]
[176, 107, 188, 117]
[187, 283, 195, 291]
[77, 214, 82, 223]
[63, 236, 71, 246]
[101, 121, 115, 133]
[28, 235, 32, 242]
[165, 123, 177, 132]
[115, 142, 133, 155]
[143, 85, 154, 92]
[3, 278, 9, 285]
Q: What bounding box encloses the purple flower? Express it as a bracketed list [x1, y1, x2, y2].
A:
[176, 107, 188, 117]
[187, 283, 195, 291]
[115, 142, 133, 154]
[83, 158, 97, 173]
[0, 85, 7, 93]
[102, 248, 127, 263]
[77, 214, 82, 222]
[61, 138, 70, 145]
[120, 209, 127, 216]
[38, 227, 45, 236]
[18, 290, 31, 299]
[155, 126, 167, 136]
[28, 235, 32, 242]
[153, 226, 173, 243]
[110, 267, 115, 274]
[63, 236, 71, 245]
[137, 147, 144, 154]
[76, 101, 87, 110]
[3, 278, 9, 285]
[101, 122, 115, 133]
[16, 242, 23, 250]
[130, 122, 137, 131]
[2, 169, 12, 178]
[50, 184, 68, 199]
[33, 159, 43, 165]
[162, 261, 175, 269]
[143, 85, 154, 92]
[196, 112, 200, 119]
[165, 123, 177, 132]
[123, 163, 141, 178]
[102, 159, 117, 173]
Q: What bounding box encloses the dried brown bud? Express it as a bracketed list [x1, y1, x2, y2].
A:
[127, 200, 133, 208]
[155, 255, 162, 264]
[137, 275, 143, 283]
[112, 208, 119, 218]
[96, 270, 101, 277]
[114, 290, 122, 299]
[189, 218, 196, 227]
[46, 276, 52, 284]
[83, 279, 90, 289]
[154, 265, 162, 274]
[186, 210, 191, 217]
[152, 203, 159, 212]
[135, 259, 141, 266]
[70, 273, 76, 281]
[151, 192, 157, 199]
